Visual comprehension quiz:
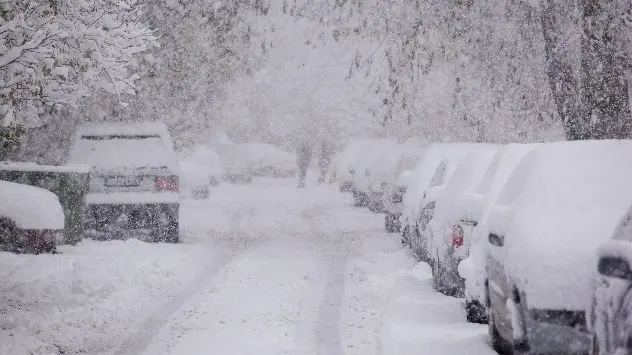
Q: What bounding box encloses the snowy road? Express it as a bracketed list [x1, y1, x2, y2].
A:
[1, 176, 495, 355]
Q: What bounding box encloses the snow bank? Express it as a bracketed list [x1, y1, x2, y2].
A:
[488, 140, 632, 310]
[0, 239, 210, 354]
[0, 180, 64, 230]
[380, 262, 495, 355]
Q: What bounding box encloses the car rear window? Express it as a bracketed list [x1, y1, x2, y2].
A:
[70, 135, 175, 170]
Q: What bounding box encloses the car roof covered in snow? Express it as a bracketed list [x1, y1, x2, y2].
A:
[0, 180, 64, 230]
[0, 161, 92, 174]
[455, 143, 540, 225]
[430, 146, 499, 232]
[487, 140, 632, 310]
[335, 138, 396, 179]
[68, 122, 177, 171]
[402, 143, 494, 223]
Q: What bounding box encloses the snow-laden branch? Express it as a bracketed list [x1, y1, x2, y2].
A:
[0, 0, 157, 126]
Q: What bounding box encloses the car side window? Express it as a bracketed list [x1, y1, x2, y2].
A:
[419, 201, 436, 231]
[613, 211, 632, 241]
[429, 161, 447, 188]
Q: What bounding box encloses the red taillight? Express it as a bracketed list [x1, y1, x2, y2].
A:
[155, 176, 179, 192]
[450, 224, 464, 248]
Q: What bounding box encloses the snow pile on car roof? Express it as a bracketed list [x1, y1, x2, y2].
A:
[456, 144, 540, 225]
[0, 181, 64, 230]
[488, 140, 632, 310]
[429, 147, 498, 259]
[68, 123, 177, 171]
[334, 138, 386, 181]
[236, 143, 295, 170]
[402, 143, 491, 225]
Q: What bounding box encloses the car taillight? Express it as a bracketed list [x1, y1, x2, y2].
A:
[155, 176, 179, 192]
[450, 224, 464, 248]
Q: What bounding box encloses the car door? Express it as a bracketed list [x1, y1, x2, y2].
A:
[487, 232, 513, 340]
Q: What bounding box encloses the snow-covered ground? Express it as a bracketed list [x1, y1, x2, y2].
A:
[1, 175, 494, 354]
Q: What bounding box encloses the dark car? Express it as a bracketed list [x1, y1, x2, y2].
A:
[0, 181, 64, 254]
[68, 122, 180, 243]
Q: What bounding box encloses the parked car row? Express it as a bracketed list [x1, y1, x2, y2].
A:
[337, 139, 632, 355]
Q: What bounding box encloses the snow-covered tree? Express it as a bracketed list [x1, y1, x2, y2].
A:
[279, 0, 563, 143]
[0, 0, 157, 128]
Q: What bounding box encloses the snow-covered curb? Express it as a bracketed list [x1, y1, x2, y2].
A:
[380, 262, 495, 355]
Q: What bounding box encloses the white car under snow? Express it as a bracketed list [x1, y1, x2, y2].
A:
[456, 143, 539, 324]
[485, 140, 632, 354]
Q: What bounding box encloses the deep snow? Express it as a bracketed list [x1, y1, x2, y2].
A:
[1, 175, 494, 354]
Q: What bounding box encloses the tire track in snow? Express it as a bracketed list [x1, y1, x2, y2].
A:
[114, 245, 235, 355]
[315, 244, 347, 355]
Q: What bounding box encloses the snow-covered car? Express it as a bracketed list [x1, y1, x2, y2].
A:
[179, 145, 222, 199]
[384, 170, 413, 233]
[485, 140, 632, 355]
[237, 143, 297, 178]
[0, 180, 64, 253]
[456, 143, 539, 324]
[590, 206, 632, 355]
[402, 143, 489, 261]
[351, 139, 399, 207]
[68, 122, 180, 243]
[426, 147, 498, 298]
[368, 149, 421, 213]
[333, 138, 387, 193]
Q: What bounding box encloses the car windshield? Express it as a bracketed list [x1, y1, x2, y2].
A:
[71, 135, 171, 169]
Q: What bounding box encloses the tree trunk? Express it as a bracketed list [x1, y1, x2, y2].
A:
[580, 0, 632, 139]
[540, 0, 582, 140]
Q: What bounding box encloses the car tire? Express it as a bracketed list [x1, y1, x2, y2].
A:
[465, 299, 488, 324]
[164, 220, 180, 243]
[153, 206, 180, 243]
[488, 302, 511, 354]
[385, 214, 396, 233]
[401, 225, 410, 246]
[353, 192, 366, 207]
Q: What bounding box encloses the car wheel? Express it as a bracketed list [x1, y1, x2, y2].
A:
[385, 214, 395, 233]
[401, 225, 410, 245]
[153, 207, 180, 243]
[465, 299, 488, 324]
[164, 220, 180, 243]
[488, 304, 510, 353]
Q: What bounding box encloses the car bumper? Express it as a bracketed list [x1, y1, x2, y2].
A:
[524, 310, 590, 354]
[85, 203, 178, 237]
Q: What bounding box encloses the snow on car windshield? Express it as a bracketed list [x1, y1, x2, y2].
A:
[71, 135, 174, 170]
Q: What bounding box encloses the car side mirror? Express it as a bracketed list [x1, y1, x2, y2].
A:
[488, 233, 504, 247]
[598, 256, 632, 280]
